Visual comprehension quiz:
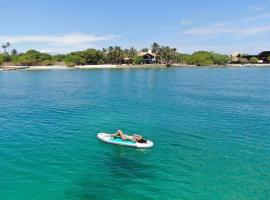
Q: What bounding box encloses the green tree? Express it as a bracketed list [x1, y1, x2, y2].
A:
[106, 46, 124, 64]
[11, 49, 18, 55]
[141, 48, 148, 52]
[267, 56, 270, 63]
[83, 49, 105, 64]
[250, 57, 258, 64]
[188, 51, 214, 66]
[151, 42, 160, 53]
[185, 51, 229, 66]
[177, 54, 191, 64]
[13, 50, 52, 66]
[6, 42, 10, 53]
[52, 54, 65, 62]
[126, 47, 137, 58]
[64, 54, 84, 67]
[0, 53, 13, 65]
[105, 46, 114, 63]
[212, 53, 229, 65]
[115, 46, 124, 64]
[64, 49, 105, 66]
[41, 60, 54, 66]
[133, 56, 144, 64]
[1, 42, 10, 54]
[157, 46, 177, 65]
[174, 52, 183, 63]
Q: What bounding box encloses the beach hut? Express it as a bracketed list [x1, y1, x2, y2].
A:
[138, 50, 156, 64]
[122, 57, 132, 65]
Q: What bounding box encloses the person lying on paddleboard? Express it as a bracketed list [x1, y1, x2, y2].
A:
[111, 130, 147, 143]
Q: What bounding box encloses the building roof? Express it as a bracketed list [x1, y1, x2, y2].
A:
[231, 52, 240, 57]
[138, 50, 156, 57]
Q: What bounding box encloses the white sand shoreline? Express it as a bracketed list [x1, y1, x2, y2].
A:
[0, 65, 71, 71]
[27, 66, 71, 70]
[74, 64, 117, 69]
[225, 63, 270, 67]
[1, 63, 270, 71]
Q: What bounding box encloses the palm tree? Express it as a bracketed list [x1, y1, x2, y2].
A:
[151, 42, 160, 53]
[141, 48, 148, 52]
[129, 47, 137, 58]
[101, 48, 108, 63]
[114, 46, 124, 64]
[106, 46, 114, 64]
[6, 42, 10, 53]
[102, 48, 107, 54]
[1, 42, 10, 54]
[11, 49, 18, 55]
[1, 44, 7, 54]
[157, 46, 176, 65]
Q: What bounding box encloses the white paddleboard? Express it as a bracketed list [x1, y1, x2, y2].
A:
[97, 133, 154, 148]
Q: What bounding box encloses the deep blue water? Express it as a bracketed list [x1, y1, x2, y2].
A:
[0, 67, 270, 200]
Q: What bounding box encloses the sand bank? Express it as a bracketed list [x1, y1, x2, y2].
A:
[26, 66, 70, 70]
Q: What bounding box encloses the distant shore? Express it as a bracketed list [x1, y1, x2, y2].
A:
[1, 63, 270, 71]
[0, 64, 168, 71]
[75, 64, 168, 69]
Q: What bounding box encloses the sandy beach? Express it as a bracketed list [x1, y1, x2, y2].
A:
[74, 64, 117, 69]
[27, 66, 71, 70]
[1, 63, 270, 71]
[0, 65, 71, 71]
[226, 63, 270, 67]
[74, 64, 168, 69]
[1, 64, 167, 71]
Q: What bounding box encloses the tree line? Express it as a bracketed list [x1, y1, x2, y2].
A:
[0, 42, 230, 67]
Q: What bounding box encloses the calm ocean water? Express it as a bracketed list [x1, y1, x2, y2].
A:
[0, 67, 270, 200]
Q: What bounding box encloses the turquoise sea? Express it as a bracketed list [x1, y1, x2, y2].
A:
[0, 67, 270, 200]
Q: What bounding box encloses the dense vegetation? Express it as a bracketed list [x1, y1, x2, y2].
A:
[250, 57, 259, 64]
[267, 56, 270, 63]
[179, 51, 230, 66]
[0, 42, 233, 67]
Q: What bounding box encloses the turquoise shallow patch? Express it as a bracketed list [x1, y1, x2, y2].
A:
[110, 137, 136, 144]
[1, 68, 270, 200]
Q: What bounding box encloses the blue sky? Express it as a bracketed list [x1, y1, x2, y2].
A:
[1, 0, 270, 54]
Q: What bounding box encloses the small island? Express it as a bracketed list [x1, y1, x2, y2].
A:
[1, 42, 270, 71]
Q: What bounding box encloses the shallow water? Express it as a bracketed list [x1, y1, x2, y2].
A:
[0, 67, 270, 200]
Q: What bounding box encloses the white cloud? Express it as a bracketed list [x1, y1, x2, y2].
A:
[179, 43, 270, 54]
[0, 33, 118, 46]
[249, 5, 267, 12]
[157, 25, 179, 31]
[244, 26, 270, 35]
[177, 7, 270, 37]
[0, 33, 118, 53]
[180, 20, 191, 25]
[179, 23, 270, 37]
[38, 48, 78, 54]
[170, 6, 270, 54]
[244, 13, 270, 21]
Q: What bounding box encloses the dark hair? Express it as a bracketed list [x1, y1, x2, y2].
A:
[137, 138, 147, 143]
